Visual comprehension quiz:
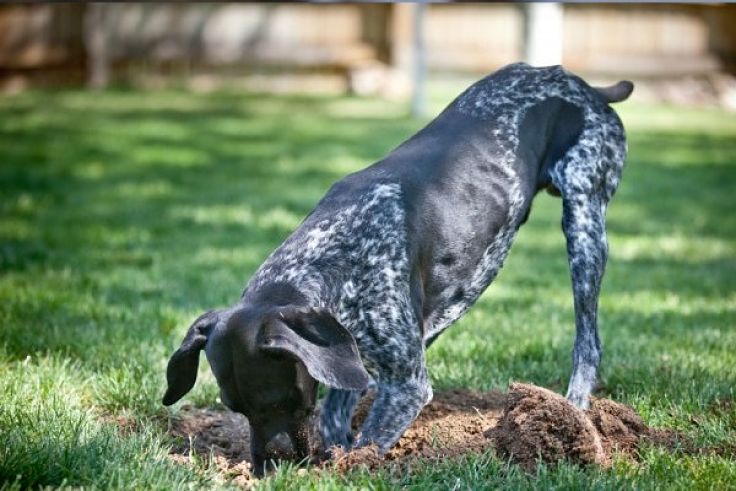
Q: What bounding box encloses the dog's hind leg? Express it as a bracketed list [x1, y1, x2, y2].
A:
[560, 192, 608, 409]
[552, 115, 626, 409]
[319, 388, 363, 450]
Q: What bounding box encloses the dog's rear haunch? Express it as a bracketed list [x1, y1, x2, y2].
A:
[163, 62, 632, 476]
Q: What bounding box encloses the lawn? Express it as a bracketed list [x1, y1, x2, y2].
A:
[1, 85, 735, 490]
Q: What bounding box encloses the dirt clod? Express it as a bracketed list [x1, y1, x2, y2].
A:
[486, 383, 608, 469]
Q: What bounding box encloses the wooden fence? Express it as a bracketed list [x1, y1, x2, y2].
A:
[1, 3, 735, 91]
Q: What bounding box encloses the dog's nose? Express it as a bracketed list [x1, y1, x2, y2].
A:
[264, 432, 295, 459]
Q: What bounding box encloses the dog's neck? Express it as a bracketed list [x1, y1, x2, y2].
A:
[242, 281, 310, 309]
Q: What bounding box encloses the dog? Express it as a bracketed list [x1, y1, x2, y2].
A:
[163, 62, 633, 475]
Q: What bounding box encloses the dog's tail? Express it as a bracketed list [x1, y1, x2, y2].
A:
[594, 80, 634, 104]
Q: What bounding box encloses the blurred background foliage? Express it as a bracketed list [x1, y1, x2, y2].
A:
[2, 3, 736, 111]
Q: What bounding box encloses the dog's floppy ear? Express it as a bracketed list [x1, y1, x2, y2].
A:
[162, 310, 220, 406]
[258, 307, 369, 391]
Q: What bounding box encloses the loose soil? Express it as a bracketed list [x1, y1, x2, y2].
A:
[165, 383, 682, 484]
[168, 408, 255, 487]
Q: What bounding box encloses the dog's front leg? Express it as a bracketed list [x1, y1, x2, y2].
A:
[354, 373, 431, 452]
[319, 388, 363, 449]
[561, 192, 608, 409]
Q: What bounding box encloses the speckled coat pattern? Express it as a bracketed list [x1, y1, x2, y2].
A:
[242, 63, 629, 453]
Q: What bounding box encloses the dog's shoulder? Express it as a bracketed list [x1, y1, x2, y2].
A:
[245, 181, 409, 302]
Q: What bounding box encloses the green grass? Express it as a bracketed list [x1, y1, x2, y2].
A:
[1, 86, 735, 489]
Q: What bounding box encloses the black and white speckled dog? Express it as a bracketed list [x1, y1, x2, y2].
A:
[163, 63, 633, 474]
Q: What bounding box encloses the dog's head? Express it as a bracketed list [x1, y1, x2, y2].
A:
[162, 304, 369, 475]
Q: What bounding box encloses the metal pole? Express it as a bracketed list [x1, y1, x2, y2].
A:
[523, 3, 564, 67]
[85, 3, 110, 89]
[411, 2, 427, 118]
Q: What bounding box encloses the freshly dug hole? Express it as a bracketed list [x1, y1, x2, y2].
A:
[166, 384, 659, 482]
[168, 407, 255, 487]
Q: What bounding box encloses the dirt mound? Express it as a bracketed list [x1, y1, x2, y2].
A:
[486, 384, 659, 470]
[487, 384, 607, 469]
[165, 385, 667, 483]
[588, 396, 648, 455]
